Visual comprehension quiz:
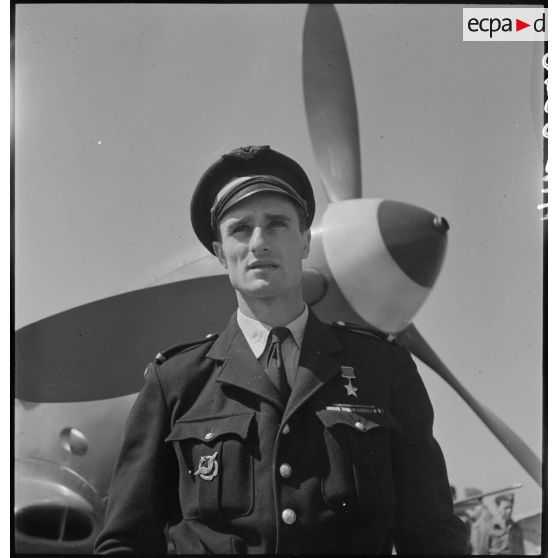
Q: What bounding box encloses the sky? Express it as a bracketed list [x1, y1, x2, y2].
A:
[14, 4, 545, 519]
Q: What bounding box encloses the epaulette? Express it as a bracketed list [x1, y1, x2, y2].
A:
[331, 321, 399, 345]
[154, 333, 219, 365]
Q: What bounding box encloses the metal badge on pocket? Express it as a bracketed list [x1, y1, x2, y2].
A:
[194, 451, 219, 481]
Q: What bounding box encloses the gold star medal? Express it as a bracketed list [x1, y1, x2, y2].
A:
[341, 366, 358, 397]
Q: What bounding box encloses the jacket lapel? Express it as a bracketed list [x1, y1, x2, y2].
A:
[208, 314, 285, 411]
[283, 311, 344, 421]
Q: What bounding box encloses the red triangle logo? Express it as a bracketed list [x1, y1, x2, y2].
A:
[516, 19, 530, 31]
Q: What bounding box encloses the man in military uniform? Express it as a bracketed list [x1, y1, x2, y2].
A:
[95, 146, 467, 554]
[459, 487, 493, 554]
[486, 493, 525, 555]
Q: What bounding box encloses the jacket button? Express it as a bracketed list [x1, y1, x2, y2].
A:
[282, 423, 290, 435]
[281, 508, 297, 525]
[279, 463, 292, 478]
[354, 421, 365, 431]
[204, 432, 215, 440]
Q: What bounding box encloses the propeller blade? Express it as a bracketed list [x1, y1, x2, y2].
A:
[15, 270, 327, 403]
[398, 324, 542, 487]
[303, 4, 362, 201]
[15, 276, 237, 402]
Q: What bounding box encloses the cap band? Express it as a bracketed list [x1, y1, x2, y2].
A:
[210, 175, 308, 233]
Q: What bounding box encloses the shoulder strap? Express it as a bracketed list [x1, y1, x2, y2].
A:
[154, 333, 219, 365]
[330, 320, 399, 345]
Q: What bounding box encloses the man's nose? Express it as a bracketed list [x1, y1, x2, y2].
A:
[249, 227, 270, 252]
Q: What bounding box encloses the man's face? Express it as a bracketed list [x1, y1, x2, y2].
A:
[212, 192, 311, 303]
[496, 501, 513, 522]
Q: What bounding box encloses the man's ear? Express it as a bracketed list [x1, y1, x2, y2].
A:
[212, 240, 227, 268]
[301, 229, 311, 260]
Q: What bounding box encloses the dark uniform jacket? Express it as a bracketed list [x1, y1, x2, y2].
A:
[95, 311, 467, 554]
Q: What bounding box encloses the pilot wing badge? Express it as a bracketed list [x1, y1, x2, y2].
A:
[194, 452, 219, 481]
[341, 365, 358, 397]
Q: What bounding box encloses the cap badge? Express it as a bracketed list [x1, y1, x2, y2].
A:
[341, 365, 358, 398]
[224, 145, 270, 160]
[194, 452, 219, 481]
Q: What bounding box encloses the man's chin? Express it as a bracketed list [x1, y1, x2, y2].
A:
[246, 283, 279, 298]
[234, 280, 285, 300]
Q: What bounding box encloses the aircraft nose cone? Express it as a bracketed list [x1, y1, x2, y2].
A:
[377, 200, 449, 288]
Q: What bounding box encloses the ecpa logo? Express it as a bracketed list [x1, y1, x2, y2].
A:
[463, 8, 547, 41]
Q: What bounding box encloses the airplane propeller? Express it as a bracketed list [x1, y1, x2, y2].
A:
[15, 1, 540, 487]
[302, 4, 541, 487]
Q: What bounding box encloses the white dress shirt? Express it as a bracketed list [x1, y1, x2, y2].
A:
[236, 305, 309, 388]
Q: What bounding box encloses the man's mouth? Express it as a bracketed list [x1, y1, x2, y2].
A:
[248, 261, 279, 270]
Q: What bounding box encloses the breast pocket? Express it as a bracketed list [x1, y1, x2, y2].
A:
[316, 409, 400, 514]
[165, 412, 255, 520]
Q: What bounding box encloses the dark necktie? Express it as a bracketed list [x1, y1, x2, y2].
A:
[266, 327, 291, 403]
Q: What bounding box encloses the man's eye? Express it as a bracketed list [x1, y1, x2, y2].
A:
[269, 220, 287, 229]
[232, 224, 250, 234]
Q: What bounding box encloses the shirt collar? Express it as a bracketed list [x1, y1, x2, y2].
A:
[237, 305, 309, 359]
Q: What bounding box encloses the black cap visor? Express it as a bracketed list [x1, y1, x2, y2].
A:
[210, 176, 308, 233]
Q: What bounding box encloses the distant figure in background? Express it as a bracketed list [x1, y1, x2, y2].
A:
[461, 487, 493, 555]
[486, 493, 525, 555]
